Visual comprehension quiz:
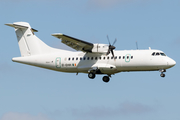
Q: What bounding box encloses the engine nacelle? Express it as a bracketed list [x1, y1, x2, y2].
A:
[91, 44, 109, 54]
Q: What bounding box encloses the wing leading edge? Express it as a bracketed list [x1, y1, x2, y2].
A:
[52, 33, 94, 52]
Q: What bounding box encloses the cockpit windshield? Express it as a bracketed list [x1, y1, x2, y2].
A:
[156, 52, 160, 55]
[152, 52, 166, 56]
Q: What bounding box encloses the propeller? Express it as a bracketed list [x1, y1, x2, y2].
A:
[106, 35, 117, 58]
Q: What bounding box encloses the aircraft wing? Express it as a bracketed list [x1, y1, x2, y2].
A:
[52, 33, 94, 52]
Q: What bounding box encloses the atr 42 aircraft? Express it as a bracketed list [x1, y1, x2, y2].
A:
[5, 22, 176, 83]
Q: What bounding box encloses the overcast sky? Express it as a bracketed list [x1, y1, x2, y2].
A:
[0, 0, 180, 120]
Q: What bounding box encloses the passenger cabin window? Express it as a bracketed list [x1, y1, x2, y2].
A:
[95, 57, 97, 60]
[131, 56, 133, 59]
[80, 57, 82, 60]
[99, 57, 101, 60]
[76, 57, 78, 60]
[72, 58, 74, 60]
[115, 56, 117, 59]
[107, 57, 109, 59]
[111, 56, 114, 59]
[68, 58, 71, 61]
[87, 57, 90, 60]
[103, 57, 106, 60]
[123, 56, 125, 59]
[119, 56, 121, 59]
[83, 57, 86, 60]
[91, 57, 93, 60]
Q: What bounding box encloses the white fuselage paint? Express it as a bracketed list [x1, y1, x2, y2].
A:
[12, 49, 176, 75]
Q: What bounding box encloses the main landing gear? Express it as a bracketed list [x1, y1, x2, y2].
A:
[88, 72, 96, 79]
[88, 72, 111, 83]
[102, 76, 110, 83]
[159, 69, 166, 78]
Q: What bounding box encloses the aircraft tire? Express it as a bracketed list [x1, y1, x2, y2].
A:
[88, 72, 96, 79]
[102, 76, 110, 83]
[160, 73, 165, 77]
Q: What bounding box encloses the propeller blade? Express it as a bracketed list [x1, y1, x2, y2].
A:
[112, 38, 117, 46]
[106, 48, 111, 55]
[107, 35, 111, 45]
[111, 49, 114, 58]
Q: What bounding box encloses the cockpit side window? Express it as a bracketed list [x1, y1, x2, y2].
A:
[160, 53, 166, 56]
[152, 52, 155, 56]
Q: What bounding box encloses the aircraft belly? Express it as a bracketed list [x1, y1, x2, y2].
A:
[100, 69, 119, 74]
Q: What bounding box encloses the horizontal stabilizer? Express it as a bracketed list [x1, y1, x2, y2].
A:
[5, 23, 28, 29]
[5, 23, 38, 32]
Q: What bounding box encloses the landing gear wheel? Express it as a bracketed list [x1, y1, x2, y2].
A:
[160, 73, 165, 78]
[159, 69, 166, 78]
[102, 76, 110, 83]
[88, 72, 96, 79]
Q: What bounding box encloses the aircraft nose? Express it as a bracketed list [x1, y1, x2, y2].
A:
[168, 58, 176, 67]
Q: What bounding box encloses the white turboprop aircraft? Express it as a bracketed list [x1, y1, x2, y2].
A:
[5, 22, 176, 82]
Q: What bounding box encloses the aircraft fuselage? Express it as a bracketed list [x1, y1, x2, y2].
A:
[12, 49, 176, 75]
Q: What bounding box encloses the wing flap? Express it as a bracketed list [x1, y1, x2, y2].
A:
[52, 33, 93, 52]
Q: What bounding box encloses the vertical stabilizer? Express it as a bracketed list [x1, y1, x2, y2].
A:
[5, 22, 54, 57]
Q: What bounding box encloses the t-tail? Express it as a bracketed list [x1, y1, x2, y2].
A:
[5, 22, 57, 57]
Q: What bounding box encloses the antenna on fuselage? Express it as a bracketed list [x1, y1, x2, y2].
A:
[136, 41, 138, 50]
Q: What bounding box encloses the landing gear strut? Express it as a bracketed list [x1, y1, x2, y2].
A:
[159, 69, 166, 78]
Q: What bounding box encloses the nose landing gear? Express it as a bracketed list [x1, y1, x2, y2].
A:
[159, 69, 166, 78]
[160, 73, 165, 77]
